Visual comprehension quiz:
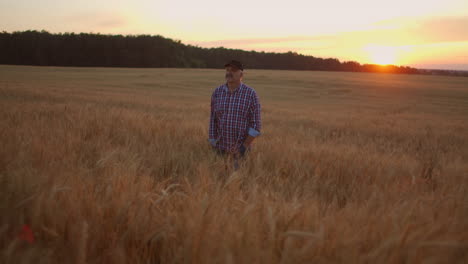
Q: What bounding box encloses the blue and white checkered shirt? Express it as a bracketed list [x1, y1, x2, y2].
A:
[209, 82, 261, 152]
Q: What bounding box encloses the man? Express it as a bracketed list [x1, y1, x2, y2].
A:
[208, 60, 261, 169]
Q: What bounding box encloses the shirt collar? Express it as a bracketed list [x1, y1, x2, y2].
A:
[224, 82, 243, 93]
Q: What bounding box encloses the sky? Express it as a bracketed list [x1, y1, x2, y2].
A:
[1, 0, 468, 70]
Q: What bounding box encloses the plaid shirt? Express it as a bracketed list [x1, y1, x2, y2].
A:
[209, 83, 261, 152]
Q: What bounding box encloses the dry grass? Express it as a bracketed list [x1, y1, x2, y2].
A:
[1, 65, 467, 263]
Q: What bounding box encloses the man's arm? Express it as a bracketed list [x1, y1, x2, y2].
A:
[208, 92, 218, 147]
[244, 92, 261, 148]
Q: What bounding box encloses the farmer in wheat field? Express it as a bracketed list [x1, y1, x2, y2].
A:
[208, 60, 262, 170]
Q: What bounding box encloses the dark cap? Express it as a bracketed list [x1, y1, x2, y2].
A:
[224, 60, 244, 71]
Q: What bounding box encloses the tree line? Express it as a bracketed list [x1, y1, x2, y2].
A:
[0, 30, 466, 77]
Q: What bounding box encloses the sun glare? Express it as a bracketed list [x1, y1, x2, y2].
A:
[364, 45, 398, 65]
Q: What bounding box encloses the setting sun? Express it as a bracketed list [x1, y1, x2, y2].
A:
[364, 45, 398, 65]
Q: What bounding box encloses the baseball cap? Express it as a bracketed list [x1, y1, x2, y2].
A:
[224, 60, 244, 71]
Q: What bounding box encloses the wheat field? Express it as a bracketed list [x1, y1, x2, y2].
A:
[1, 65, 467, 263]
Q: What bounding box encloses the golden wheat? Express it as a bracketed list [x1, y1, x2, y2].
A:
[0, 65, 467, 263]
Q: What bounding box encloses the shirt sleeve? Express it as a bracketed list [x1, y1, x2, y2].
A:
[248, 91, 261, 137]
[209, 91, 218, 141]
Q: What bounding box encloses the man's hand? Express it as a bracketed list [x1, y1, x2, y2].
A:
[208, 138, 218, 147]
[239, 144, 247, 156]
[243, 135, 255, 149]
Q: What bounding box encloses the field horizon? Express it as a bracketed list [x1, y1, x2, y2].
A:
[1, 65, 467, 263]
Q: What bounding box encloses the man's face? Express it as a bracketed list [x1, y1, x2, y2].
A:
[225, 66, 243, 83]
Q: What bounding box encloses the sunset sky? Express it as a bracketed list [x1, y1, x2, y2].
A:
[1, 0, 467, 70]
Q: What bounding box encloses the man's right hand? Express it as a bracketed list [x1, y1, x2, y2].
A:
[239, 144, 246, 155]
[208, 139, 218, 147]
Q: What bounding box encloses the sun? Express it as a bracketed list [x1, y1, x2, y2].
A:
[364, 45, 398, 65]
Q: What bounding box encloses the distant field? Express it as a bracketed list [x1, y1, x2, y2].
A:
[1, 65, 467, 263]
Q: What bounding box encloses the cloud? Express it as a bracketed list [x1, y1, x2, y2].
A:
[189, 15, 468, 54]
[96, 17, 128, 30]
[372, 15, 468, 44]
[191, 35, 335, 46]
[62, 12, 130, 33]
[187, 35, 340, 55]
[416, 16, 468, 43]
